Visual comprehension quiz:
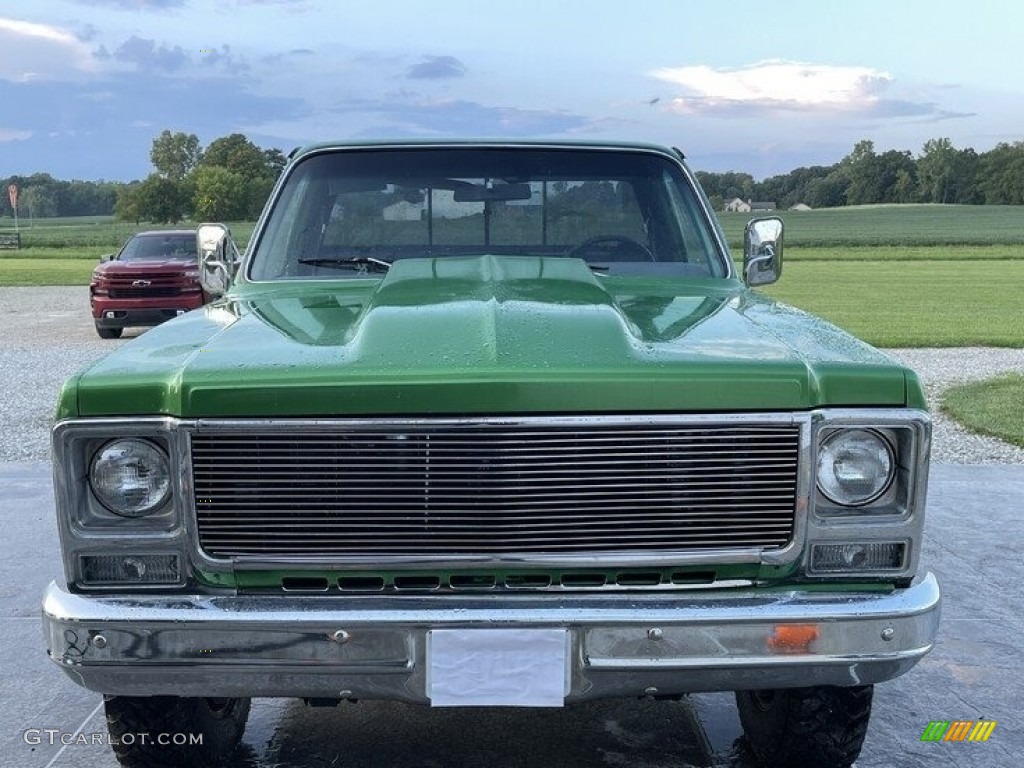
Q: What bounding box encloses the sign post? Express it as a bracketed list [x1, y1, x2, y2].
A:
[7, 185, 18, 234]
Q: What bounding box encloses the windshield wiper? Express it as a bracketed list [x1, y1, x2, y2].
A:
[297, 256, 392, 272]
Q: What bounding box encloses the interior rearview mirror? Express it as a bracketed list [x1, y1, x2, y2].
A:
[743, 217, 784, 287]
[197, 223, 241, 298]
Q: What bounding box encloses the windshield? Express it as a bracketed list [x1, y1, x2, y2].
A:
[118, 233, 198, 261]
[249, 147, 727, 280]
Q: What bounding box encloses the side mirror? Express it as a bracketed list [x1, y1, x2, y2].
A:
[196, 223, 241, 298]
[743, 217, 784, 287]
[99, 253, 114, 263]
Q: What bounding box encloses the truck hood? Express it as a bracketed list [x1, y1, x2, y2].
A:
[95, 258, 197, 275]
[64, 256, 918, 417]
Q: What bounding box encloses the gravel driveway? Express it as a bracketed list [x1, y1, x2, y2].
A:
[2, 286, 1022, 463]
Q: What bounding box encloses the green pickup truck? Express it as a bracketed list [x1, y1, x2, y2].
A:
[43, 140, 940, 768]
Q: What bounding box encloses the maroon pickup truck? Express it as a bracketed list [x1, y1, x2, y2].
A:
[90, 230, 206, 339]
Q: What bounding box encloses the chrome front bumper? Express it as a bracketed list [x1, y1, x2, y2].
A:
[43, 574, 940, 702]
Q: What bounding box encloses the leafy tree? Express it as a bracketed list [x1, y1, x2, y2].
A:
[841, 140, 882, 205]
[876, 149, 917, 203]
[20, 186, 58, 218]
[917, 138, 957, 203]
[696, 171, 755, 203]
[264, 148, 288, 178]
[754, 165, 835, 208]
[976, 142, 1024, 204]
[134, 174, 189, 223]
[802, 173, 848, 209]
[114, 183, 143, 224]
[892, 169, 917, 203]
[191, 165, 249, 221]
[202, 134, 269, 179]
[150, 130, 201, 181]
[198, 133, 283, 218]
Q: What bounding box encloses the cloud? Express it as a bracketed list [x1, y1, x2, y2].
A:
[199, 45, 249, 74]
[0, 17, 101, 81]
[235, 0, 311, 6]
[261, 48, 314, 65]
[647, 60, 976, 127]
[75, 23, 100, 42]
[70, 1, 186, 8]
[114, 35, 189, 72]
[650, 60, 894, 115]
[0, 128, 32, 142]
[406, 55, 467, 80]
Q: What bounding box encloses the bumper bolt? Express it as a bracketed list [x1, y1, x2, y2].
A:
[881, 627, 895, 641]
[331, 630, 351, 644]
[647, 628, 663, 641]
[644, 686, 658, 695]
[91, 634, 108, 649]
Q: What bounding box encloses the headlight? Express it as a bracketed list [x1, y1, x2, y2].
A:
[816, 429, 894, 506]
[89, 439, 171, 517]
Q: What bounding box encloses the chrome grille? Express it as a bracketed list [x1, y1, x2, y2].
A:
[191, 420, 801, 558]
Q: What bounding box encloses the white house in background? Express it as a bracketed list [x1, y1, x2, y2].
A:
[724, 198, 778, 213]
[789, 203, 813, 211]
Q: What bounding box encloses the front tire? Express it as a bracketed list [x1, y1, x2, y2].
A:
[735, 685, 873, 768]
[104, 695, 250, 767]
[96, 325, 123, 339]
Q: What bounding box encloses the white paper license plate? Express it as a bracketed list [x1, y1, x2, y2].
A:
[427, 628, 568, 707]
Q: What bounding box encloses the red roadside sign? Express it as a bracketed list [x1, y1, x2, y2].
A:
[7, 184, 17, 209]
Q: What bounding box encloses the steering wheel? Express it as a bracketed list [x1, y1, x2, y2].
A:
[565, 235, 656, 262]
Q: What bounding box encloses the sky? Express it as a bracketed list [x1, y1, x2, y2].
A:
[2, 0, 1023, 181]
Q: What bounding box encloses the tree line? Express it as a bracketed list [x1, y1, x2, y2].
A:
[3, 134, 1024, 223]
[0, 130, 287, 224]
[697, 138, 1024, 210]
[0, 174, 120, 220]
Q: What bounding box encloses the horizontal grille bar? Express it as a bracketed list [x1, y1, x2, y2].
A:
[109, 287, 183, 298]
[192, 420, 800, 558]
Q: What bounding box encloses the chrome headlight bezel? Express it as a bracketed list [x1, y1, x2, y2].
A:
[803, 409, 931, 580]
[53, 419, 186, 590]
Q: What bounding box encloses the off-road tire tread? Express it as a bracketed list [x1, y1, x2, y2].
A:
[736, 685, 873, 768]
[104, 695, 250, 768]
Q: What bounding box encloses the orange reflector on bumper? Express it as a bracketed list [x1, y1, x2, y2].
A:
[768, 624, 820, 653]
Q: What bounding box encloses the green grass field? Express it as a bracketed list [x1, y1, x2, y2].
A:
[760, 261, 1024, 347]
[0, 259, 96, 285]
[785, 245, 1024, 261]
[0, 216, 255, 251]
[942, 374, 1024, 447]
[717, 204, 1024, 248]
